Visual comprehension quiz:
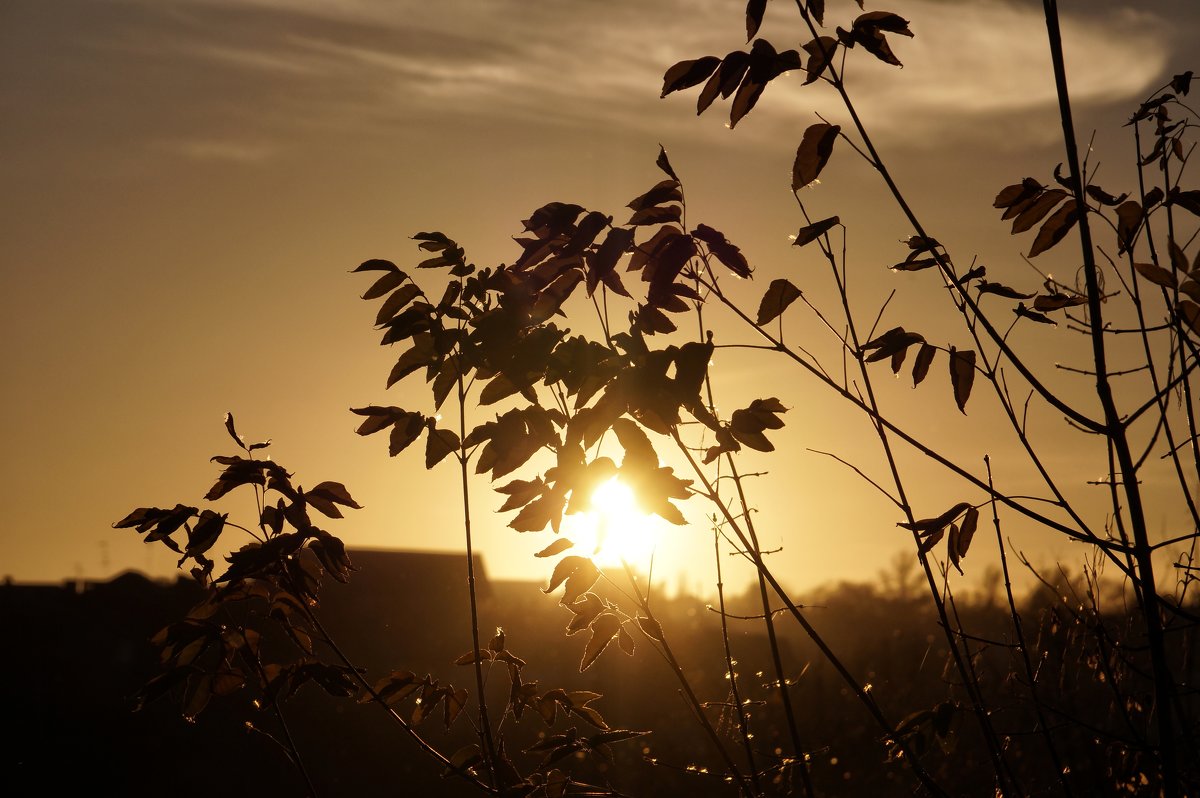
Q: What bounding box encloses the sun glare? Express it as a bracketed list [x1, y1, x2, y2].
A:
[563, 477, 660, 568]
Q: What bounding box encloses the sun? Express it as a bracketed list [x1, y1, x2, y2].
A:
[562, 477, 661, 568]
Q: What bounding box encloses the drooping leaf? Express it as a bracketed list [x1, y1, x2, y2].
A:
[792, 123, 840, 190]
[1169, 188, 1200, 217]
[860, 327, 925, 362]
[802, 36, 838, 84]
[1171, 71, 1193, 95]
[305, 481, 362, 518]
[580, 613, 622, 672]
[655, 145, 680, 182]
[756, 279, 802, 325]
[1028, 200, 1078, 257]
[425, 426, 460, 469]
[730, 397, 787, 452]
[545, 556, 591, 595]
[362, 269, 409, 301]
[692, 224, 751, 278]
[185, 510, 226, 558]
[223, 412, 246, 450]
[793, 216, 839, 246]
[1015, 302, 1056, 325]
[1115, 200, 1143, 254]
[1011, 189, 1068, 234]
[535, 538, 574, 559]
[745, 0, 767, 40]
[911, 343, 936, 387]
[618, 624, 636, 655]
[697, 51, 751, 115]
[636, 615, 664, 642]
[565, 593, 606, 635]
[899, 501, 972, 533]
[627, 179, 682, 212]
[948, 347, 976, 413]
[1032, 292, 1087, 311]
[977, 281, 1034, 300]
[661, 56, 722, 98]
[389, 413, 427, 456]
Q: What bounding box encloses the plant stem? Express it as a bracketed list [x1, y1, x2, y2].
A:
[1041, 3, 1180, 792]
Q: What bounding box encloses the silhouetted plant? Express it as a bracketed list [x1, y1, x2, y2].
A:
[119, 1, 1198, 796]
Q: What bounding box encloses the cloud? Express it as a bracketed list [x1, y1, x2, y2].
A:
[158, 139, 277, 163]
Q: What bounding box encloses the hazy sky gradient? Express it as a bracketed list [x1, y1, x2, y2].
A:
[2, 0, 1197, 593]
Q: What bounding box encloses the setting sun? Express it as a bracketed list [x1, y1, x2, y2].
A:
[563, 477, 660, 568]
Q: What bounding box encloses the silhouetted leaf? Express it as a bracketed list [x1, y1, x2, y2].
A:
[1028, 200, 1078, 257]
[1011, 189, 1068, 234]
[1178, 301, 1200, 335]
[375, 284, 422, 326]
[1169, 189, 1200, 217]
[362, 269, 409, 301]
[1015, 302, 1056, 325]
[892, 257, 937, 272]
[957, 506, 979, 559]
[588, 226, 635, 296]
[580, 613, 622, 672]
[636, 615, 664, 641]
[444, 744, 483, 778]
[1171, 71, 1193, 95]
[1032, 292, 1087, 311]
[425, 426, 460, 469]
[618, 624, 636, 655]
[389, 413, 426, 456]
[1116, 200, 1143, 254]
[545, 556, 591, 595]
[994, 178, 1041, 210]
[535, 538, 574, 559]
[746, 0, 767, 40]
[692, 224, 752, 277]
[841, 11, 913, 67]
[1085, 185, 1127, 207]
[861, 327, 924, 362]
[656, 146, 680, 182]
[757, 279, 802, 325]
[305, 482, 362, 519]
[1170, 241, 1189, 274]
[948, 347, 976, 413]
[566, 593, 606, 635]
[563, 558, 601, 604]
[793, 216, 839, 246]
[955, 265, 986, 285]
[793, 123, 839, 190]
[697, 51, 751, 114]
[510, 494, 562, 533]
[911, 343, 936, 387]
[730, 397, 787, 452]
[977, 281, 1034, 300]
[353, 258, 399, 273]
[628, 205, 682, 227]
[223, 412, 246, 450]
[802, 36, 838, 84]
[444, 688, 468, 728]
[899, 501, 972, 533]
[627, 179, 682, 212]
[661, 56, 721, 98]
[185, 509, 226, 559]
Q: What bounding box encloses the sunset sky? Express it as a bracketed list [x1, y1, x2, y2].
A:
[3, 0, 1197, 595]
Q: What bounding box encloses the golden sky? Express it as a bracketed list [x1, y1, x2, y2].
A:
[2, 0, 1196, 594]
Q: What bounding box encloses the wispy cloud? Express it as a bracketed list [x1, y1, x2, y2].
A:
[158, 138, 278, 163]
[163, 0, 1173, 148]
